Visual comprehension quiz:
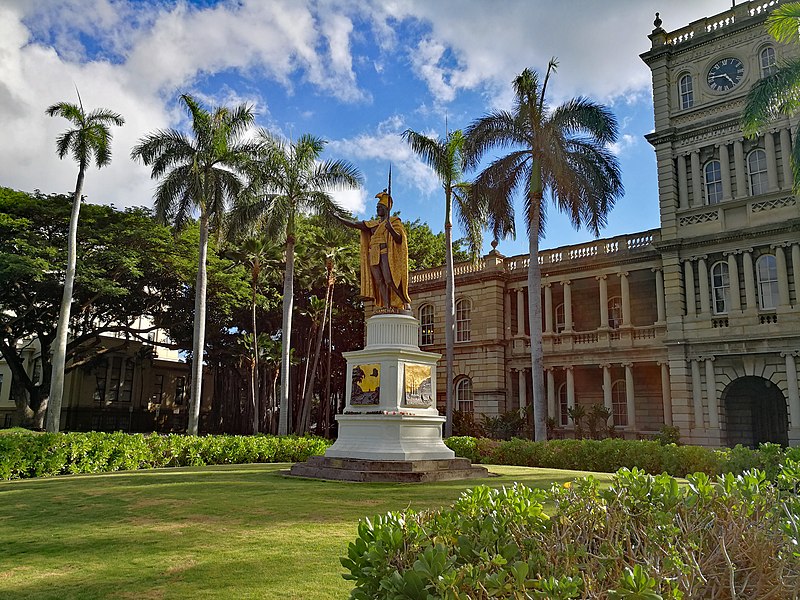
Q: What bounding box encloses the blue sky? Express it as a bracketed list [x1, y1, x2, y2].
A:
[0, 0, 726, 257]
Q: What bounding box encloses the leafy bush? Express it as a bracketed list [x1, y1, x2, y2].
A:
[0, 431, 331, 480]
[343, 466, 800, 598]
[445, 436, 792, 479]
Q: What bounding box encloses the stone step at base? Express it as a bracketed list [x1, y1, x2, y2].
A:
[288, 456, 489, 483]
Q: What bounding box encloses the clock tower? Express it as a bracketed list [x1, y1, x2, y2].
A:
[641, 0, 800, 447]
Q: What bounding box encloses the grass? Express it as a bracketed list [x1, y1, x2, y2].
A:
[0, 463, 613, 599]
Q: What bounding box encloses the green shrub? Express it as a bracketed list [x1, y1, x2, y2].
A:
[343, 466, 800, 598]
[0, 431, 332, 480]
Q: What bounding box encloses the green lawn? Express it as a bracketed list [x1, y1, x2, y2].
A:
[0, 463, 612, 599]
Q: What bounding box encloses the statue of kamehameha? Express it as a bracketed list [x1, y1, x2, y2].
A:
[335, 168, 411, 311]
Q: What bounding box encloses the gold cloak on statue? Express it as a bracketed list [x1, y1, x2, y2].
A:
[359, 216, 411, 308]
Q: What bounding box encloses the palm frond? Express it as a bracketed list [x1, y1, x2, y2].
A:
[549, 98, 619, 145]
[742, 58, 800, 136]
[463, 111, 520, 170]
[766, 3, 800, 43]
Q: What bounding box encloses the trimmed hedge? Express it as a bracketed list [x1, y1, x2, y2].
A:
[0, 431, 332, 480]
[444, 436, 797, 479]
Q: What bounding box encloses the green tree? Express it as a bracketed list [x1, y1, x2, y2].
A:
[44, 96, 124, 432]
[132, 94, 258, 435]
[403, 128, 483, 437]
[405, 218, 469, 270]
[743, 2, 800, 189]
[464, 61, 623, 441]
[231, 132, 362, 435]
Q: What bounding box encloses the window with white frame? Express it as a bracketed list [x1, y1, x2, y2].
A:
[419, 304, 434, 346]
[455, 377, 474, 412]
[760, 46, 777, 78]
[757, 254, 779, 310]
[704, 160, 723, 204]
[748, 149, 769, 196]
[455, 298, 471, 342]
[611, 380, 628, 426]
[608, 296, 623, 329]
[679, 74, 694, 109]
[558, 383, 568, 426]
[555, 303, 565, 333]
[711, 261, 730, 314]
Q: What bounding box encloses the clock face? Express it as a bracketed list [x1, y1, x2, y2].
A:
[707, 57, 745, 91]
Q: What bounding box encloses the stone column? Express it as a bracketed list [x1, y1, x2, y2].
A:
[563, 280, 573, 332]
[518, 368, 527, 410]
[619, 272, 631, 327]
[546, 368, 555, 420]
[725, 252, 742, 312]
[780, 128, 793, 189]
[719, 143, 732, 201]
[565, 366, 575, 414]
[659, 361, 673, 426]
[516, 288, 525, 336]
[734, 139, 746, 198]
[782, 352, 800, 429]
[742, 249, 757, 311]
[624, 363, 636, 429]
[544, 283, 553, 333]
[774, 244, 791, 308]
[504, 290, 512, 339]
[697, 256, 710, 316]
[704, 357, 719, 429]
[691, 359, 704, 428]
[598, 275, 609, 328]
[677, 154, 689, 209]
[654, 268, 666, 323]
[792, 244, 800, 306]
[765, 132, 779, 192]
[690, 150, 702, 207]
[602, 364, 613, 421]
[684, 259, 696, 317]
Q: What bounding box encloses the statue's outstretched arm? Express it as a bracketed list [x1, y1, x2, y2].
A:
[334, 214, 368, 232]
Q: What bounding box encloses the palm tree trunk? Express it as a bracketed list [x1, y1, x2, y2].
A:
[46, 166, 85, 433]
[251, 288, 259, 435]
[278, 237, 295, 435]
[527, 178, 547, 441]
[187, 211, 209, 436]
[299, 282, 331, 434]
[443, 190, 455, 437]
[323, 283, 334, 437]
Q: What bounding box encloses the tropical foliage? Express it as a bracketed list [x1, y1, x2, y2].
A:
[464, 61, 623, 440]
[44, 97, 124, 433]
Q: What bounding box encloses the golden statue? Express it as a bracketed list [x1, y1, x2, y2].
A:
[336, 189, 411, 310]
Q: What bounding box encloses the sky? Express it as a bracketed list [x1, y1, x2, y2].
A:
[0, 0, 731, 257]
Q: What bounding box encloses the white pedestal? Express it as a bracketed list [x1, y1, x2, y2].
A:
[325, 313, 455, 461]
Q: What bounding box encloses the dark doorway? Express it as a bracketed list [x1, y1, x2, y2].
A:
[723, 376, 788, 448]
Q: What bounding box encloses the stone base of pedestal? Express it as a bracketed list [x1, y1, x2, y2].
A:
[325, 413, 454, 461]
[289, 455, 489, 483]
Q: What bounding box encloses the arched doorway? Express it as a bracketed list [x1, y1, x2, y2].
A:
[723, 376, 788, 448]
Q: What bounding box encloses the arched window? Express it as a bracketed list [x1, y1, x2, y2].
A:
[704, 160, 723, 204]
[757, 254, 779, 310]
[555, 303, 565, 333]
[558, 383, 568, 426]
[748, 149, 768, 196]
[455, 377, 473, 412]
[455, 298, 471, 342]
[418, 304, 434, 346]
[611, 380, 628, 426]
[760, 46, 777, 78]
[679, 74, 694, 109]
[711, 261, 730, 315]
[608, 296, 623, 329]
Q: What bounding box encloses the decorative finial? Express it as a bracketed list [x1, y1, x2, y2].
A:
[491, 239, 498, 250]
[653, 12, 663, 30]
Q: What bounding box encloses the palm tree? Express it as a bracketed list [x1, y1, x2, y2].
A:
[231, 132, 362, 435]
[401, 128, 483, 437]
[44, 96, 124, 433]
[132, 94, 258, 436]
[225, 234, 282, 434]
[464, 61, 623, 441]
[743, 2, 800, 190]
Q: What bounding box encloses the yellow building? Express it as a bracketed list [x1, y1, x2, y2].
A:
[407, 0, 800, 448]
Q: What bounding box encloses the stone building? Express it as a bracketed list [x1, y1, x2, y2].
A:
[405, 0, 800, 448]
